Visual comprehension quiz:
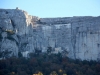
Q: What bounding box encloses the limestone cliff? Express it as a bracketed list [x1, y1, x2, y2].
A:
[0, 8, 100, 61]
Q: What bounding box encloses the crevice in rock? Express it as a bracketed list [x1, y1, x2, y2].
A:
[7, 34, 18, 46]
[5, 11, 8, 14]
[11, 19, 16, 28]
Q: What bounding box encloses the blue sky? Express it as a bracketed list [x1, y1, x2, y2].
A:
[0, 0, 100, 18]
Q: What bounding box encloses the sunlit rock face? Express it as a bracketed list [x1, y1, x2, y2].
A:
[71, 17, 100, 61]
[40, 17, 100, 61]
[0, 8, 100, 61]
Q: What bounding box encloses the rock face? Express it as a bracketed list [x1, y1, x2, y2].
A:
[0, 8, 100, 61]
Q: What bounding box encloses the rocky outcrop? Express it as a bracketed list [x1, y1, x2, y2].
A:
[0, 8, 100, 61]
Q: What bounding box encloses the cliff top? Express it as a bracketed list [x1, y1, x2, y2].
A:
[0, 8, 100, 24]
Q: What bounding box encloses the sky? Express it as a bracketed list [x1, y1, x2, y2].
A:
[0, 0, 100, 18]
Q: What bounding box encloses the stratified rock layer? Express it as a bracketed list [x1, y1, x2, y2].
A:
[0, 8, 100, 61]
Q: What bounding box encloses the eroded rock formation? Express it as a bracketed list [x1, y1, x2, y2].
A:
[0, 8, 100, 61]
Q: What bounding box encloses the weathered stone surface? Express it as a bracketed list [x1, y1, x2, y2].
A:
[0, 8, 100, 61]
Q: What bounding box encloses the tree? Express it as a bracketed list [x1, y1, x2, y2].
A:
[18, 52, 22, 58]
[0, 50, 12, 59]
[47, 47, 52, 54]
[63, 74, 67, 75]
[35, 48, 41, 55]
[0, 51, 3, 58]
[50, 71, 58, 75]
[38, 71, 43, 75]
[58, 69, 63, 75]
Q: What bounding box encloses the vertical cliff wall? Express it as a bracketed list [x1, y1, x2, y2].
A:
[40, 17, 100, 61]
[0, 8, 100, 61]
